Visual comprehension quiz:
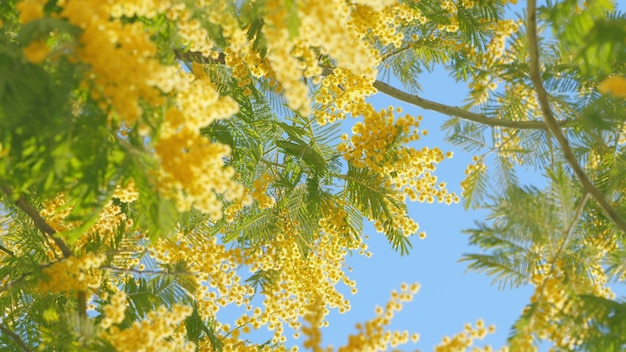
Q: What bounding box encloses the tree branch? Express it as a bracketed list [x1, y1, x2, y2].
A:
[1, 187, 72, 257]
[101, 265, 196, 276]
[526, 0, 626, 235]
[174, 49, 226, 65]
[373, 80, 563, 130]
[0, 244, 14, 257]
[0, 322, 33, 352]
[176, 48, 559, 131]
[0, 187, 88, 318]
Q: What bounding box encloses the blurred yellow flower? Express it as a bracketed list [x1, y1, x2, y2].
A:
[599, 76, 626, 98]
[23, 40, 49, 63]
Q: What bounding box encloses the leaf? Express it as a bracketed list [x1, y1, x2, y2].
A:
[461, 161, 488, 210]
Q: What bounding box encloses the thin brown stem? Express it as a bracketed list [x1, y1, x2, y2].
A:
[101, 265, 196, 276]
[373, 80, 565, 130]
[0, 187, 87, 317]
[1, 187, 72, 257]
[526, 0, 626, 235]
[0, 244, 14, 257]
[174, 49, 226, 65]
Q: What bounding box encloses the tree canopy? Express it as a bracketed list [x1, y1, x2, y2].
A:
[0, 0, 625, 351]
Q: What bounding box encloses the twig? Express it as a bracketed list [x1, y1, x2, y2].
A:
[0, 187, 87, 318]
[526, 0, 626, 235]
[373, 80, 565, 130]
[1, 187, 72, 257]
[0, 244, 14, 257]
[174, 49, 226, 65]
[101, 265, 196, 276]
[0, 322, 33, 352]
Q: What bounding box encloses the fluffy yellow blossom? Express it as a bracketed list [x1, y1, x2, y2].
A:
[113, 180, 140, 203]
[15, 0, 45, 23]
[154, 127, 244, 220]
[99, 291, 128, 329]
[599, 76, 626, 98]
[38, 252, 106, 293]
[103, 304, 195, 352]
[22, 40, 49, 63]
[40, 181, 139, 250]
[251, 174, 276, 209]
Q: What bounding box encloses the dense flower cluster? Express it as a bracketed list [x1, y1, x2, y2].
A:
[57, 0, 169, 126]
[145, 206, 367, 348]
[99, 291, 128, 329]
[154, 60, 244, 219]
[251, 173, 276, 209]
[349, 2, 423, 47]
[103, 304, 195, 352]
[16, 0, 250, 220]
[38, 252, 105, 293]
[40, 181, 139, 252]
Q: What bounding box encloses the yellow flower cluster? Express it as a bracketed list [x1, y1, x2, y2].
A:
[582, 227, 618, 253]
[154, 73, 244, 219]
[435, 319, 498, 352]
[599, 76, 626, 98]
[149, 206, 366, 348]
[315, 68, 377, 125]
[38, 252, 105, 293]
[164, 3, 217, 57]
[340, 107, 419, 170]
[251, 174, 276, 209]
[15, 0, 45, 23]
[103, 304, 195, 352]
[113, 180, 140, 203]
[56, 0, 170, 125]
[335, 283, 420, 351]
[318, 200, 354, 241]
[349, 2, 422, 48]
[150, 234, 253, 319]
[224, 196, 252, 223]
[40, 193, 79, 234]
[258, 0, 388, 114]
[22, 40, 49, 63]
[16, 0, 248, 221]
[155, 126, 241, 220]
[40, 181, 139, 252]
[261, 0, 312, 114]
[242, 214, 358, 344]
[339, 105, 457, 236]
[99, 291, 127, 329]
[301, 293, 327, 351]
[298, 0, 378, 74]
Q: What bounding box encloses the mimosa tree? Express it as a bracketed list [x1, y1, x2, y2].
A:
[0, 0, 625, 350]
